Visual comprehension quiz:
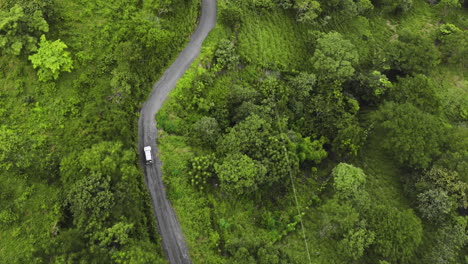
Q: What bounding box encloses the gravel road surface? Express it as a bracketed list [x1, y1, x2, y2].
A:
[138, 1, 216, 263]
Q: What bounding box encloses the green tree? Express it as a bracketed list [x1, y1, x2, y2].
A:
[372, 102, 446, 169]
[388, 74, 441, 113]
[332, 163, 367, 198]
[332, 122, 367, 158]
[417, 188, 453, 223]
[295, 0, 321, 23]
[351, 70, 392, 105]
[437, 0, 461, 16]
[192, 116, 221, 147]
[94, 222, 134, 248]
[188, 154, 216, 190]
[424, 217, 468, 264]
[0, 4, 49, 55]
[311, 32, 359, 83]
[29, 35, 73, 82]
[437, 25, 467, 67]
[287, 72, 316, 101]
[220, 3, 243, 30]
[318, 198, 360, 238]
[375, 0, 413, 14]
[112, 241, 166, 264]
[215, 153, 267, 196]
[301, 88, 357, 139]
[290, 133, 327, 163]
[257, 245, 280, 264]
[217, 114, 271, 158]
[214, 38, 239, 71]
[338, 227, 375, 261]
[423, 166, 468, 210]
[369, 205, 422, 262]
[67, 171, 114, 232]
[391, 30, 441, 74]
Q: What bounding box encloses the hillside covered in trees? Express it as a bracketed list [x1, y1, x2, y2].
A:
[0, 0, 199, 262]
[157, 0, 467, 263]
[1, 0, 467, 263]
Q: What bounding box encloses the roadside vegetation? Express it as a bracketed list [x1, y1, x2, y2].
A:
[157, 0, 468, 263]
[0, 0, 199, 262]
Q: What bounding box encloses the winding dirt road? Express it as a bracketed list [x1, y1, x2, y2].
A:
[138, 1, 216, 263]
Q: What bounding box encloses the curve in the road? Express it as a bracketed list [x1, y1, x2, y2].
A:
[138, 1, 216, 263]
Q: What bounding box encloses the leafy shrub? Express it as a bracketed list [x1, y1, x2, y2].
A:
[28, 35, 73, 82]
[215, 153, 267, 196]
[368, 205, 422, 262]
[188, 154, 217, 191]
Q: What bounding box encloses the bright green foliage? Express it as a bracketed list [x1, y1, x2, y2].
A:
[0, 0, 456, 262]
[332, 163, 367, 198]
[312, 32, 359, 83]
[417, 188, 453, 223]
[217, 114, 271, 157]
[0, 4, 49, 55]
[372, 102, 446, 169]
[188, 154, 216, 190]
[112, 242, 166, 264]
[237, 8, 309, 70]
[28, 35, 73, 82]
[214, 38, 239, 71]
[369, 71, 392, 96]
[290, 134, 327, 163]
[95, 221, 134, 248]
[295, 0, 321, 23]
[369, 205, 422, 262]
[338, 227, 375, 261]
[352, 70, 392, 104]
[437, 25, 467, 66]
[0, 125, 27, 171]
[215, 153, 267, 196]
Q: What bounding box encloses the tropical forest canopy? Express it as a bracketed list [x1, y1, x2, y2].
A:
[0, 0, 467, 263]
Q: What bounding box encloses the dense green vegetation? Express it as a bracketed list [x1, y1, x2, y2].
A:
[1, 0, 199, 262]
[2, 0, 467, 263]
[157, 0, 468, 263]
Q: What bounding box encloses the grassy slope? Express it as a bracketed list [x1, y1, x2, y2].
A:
[238, 8, 310, 71]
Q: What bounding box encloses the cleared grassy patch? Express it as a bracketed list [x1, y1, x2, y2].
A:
[238, 9, 310, 71]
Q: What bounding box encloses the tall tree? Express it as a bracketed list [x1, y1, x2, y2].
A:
[0, 4, 49, 55]
[372, 102, 446, 169]
[29, 35, 73, 82]
[369, 205, 422, 262]
[311, 32, 359, 83]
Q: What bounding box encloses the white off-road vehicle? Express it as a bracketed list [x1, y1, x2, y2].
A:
[144, 146, 153, 164]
